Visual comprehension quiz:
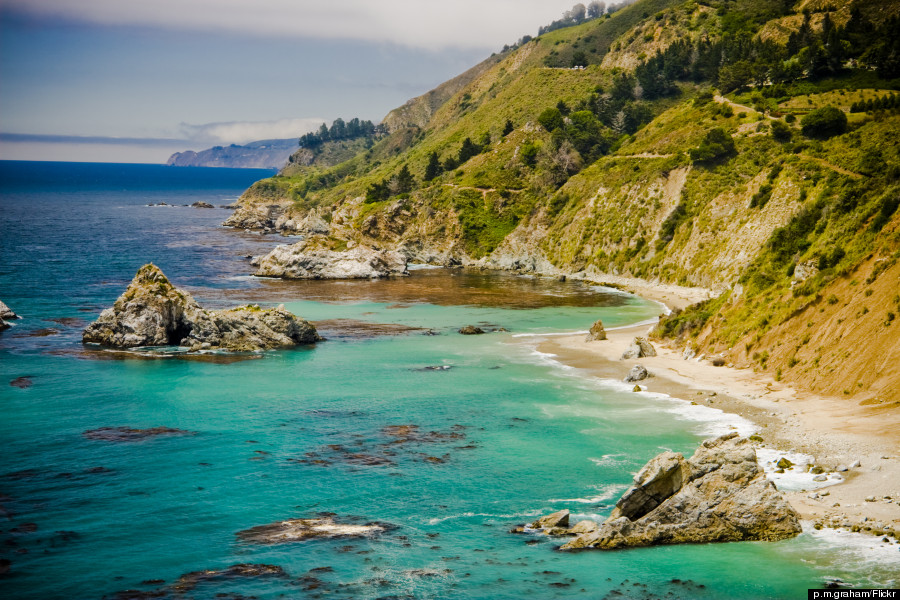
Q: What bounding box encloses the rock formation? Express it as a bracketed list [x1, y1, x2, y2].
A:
[0, 300, 19, 331]
[458, 325, 485, 335]
[82, 264, 320, 351]
[251, 237, 407, 279]
[621, 336, 657, 359]
[624, 364, 650, 382]
[585, 319, 607, 341]
[527, 434, 801, 550]
[236, 516, 392, 544]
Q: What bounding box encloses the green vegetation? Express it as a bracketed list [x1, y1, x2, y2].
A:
[800, 106, 847, 139]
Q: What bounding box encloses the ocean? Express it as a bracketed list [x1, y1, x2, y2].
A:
[0, 161, 897, 599]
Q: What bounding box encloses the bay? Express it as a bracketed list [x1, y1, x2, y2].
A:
[1, 161, 896, 599]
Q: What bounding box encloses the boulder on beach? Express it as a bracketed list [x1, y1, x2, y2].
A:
[621, 336, 657, 359]
[82, 264, 320, 352]
[585, 319, 607, 341]
[251, 237, 407, 280]
[526, 434, 801, 550]
[624, 364, 650, 382]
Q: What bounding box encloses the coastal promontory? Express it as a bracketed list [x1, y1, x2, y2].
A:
[251, 237, 408, 280]
[83, 264, 320, 351]
[527, 433, 802, 550]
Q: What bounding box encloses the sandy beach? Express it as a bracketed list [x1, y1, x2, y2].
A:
[528, 282, 900, 538]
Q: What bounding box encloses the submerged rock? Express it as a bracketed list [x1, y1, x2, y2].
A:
[545, 434, 801, 550]
[624, 364, 650, 382]
[82, 264, 320, 352]
[236, 516, 392, 544]
[172, 563, 288, 591]
[83, 426, 194, 442]
[9, 377, 33, 389]
[621, 336, 657, 359]
[458, 325, 485, 335]
[251, 237, 407, 280]
[585, 319, 607, 341]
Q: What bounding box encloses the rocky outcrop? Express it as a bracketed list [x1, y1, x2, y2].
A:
[191, 201, 214, 209]
[624, 364, 650, 382]
[236, 516, 392, 544]
[0, 300, 19, 331]
[585, 319, 607, 341]
[252, 239, 407, 279]
[458, 325, 485, 335]
[527, 434, 801, 550]
[0, 300, 17, 321]
[82, 264, 320, 351]
[621, 336, 657, 359]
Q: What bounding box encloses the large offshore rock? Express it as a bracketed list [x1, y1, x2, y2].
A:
[558, 433, 801, 550]
[83, 264, 320, 351]
[0, 300, 19, 331]
[252, 238, 407, 279]
[0, 300, 18, 321]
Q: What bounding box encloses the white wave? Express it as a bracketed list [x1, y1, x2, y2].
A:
[756, 448, 841, 491]
[406, 263, 443, 270]
[425, 510, 542, 525]
[588, 454, 628, 467]
[549, 483, 628, 504]
[779, 525, 900, 588]
[512, 330, 588, 338]
[512, 338, 757, 438]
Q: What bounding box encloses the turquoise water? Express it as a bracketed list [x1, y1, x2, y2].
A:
[1, 162, 897, 599]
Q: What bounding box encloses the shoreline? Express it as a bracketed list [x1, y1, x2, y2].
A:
[525, 296, 900, 539]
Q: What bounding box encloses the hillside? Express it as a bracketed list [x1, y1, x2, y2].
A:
[166, 138, 296, 169]
[224, 0, 900, 405]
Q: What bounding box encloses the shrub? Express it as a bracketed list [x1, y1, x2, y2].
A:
[800, 106, 847, 139]
[538, 107, 565, 132]
[771, 120, 792, 142]
[689, 128, 736, 163]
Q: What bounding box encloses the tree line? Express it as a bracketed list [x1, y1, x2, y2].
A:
[299, 117, 381, 148]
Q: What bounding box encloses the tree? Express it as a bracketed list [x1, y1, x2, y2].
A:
[587, 1, 605, 19]
[458, 137, 480, 163]
[538, 107, 565, 132]
[689, 128, 736, 163]
[502, 119, 515, 136]
[424, 152, 442, 181]
[771, 120, 793, 142]
[800, 106, 847, 139]
[394, 164, 415, 195]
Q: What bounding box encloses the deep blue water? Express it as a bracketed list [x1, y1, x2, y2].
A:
[0, 161, 897, 599]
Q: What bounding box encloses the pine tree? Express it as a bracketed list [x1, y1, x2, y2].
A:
[395, 165, 415, 194]
[424, 152, 442, 181]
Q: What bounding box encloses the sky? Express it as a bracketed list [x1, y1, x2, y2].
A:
[0, 0, 587, 163]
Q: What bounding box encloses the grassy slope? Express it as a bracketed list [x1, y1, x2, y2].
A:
[230, 0, 900, 403]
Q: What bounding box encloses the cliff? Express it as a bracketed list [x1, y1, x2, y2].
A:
[223, 0, 900, 405]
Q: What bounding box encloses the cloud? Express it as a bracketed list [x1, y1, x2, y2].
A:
[179, 118, 325, 145]
[2, 0, 581, 50]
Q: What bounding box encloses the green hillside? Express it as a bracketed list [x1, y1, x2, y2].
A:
[226, 0, 900, 403]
